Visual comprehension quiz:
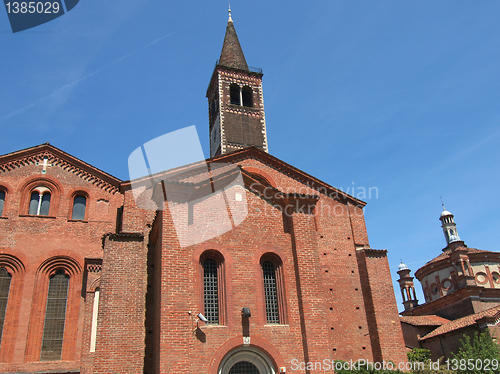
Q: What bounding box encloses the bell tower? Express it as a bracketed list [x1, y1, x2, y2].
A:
[207, 8, 268, 157]
[439, 205, 462, 248]
[397, 261, 418, 311]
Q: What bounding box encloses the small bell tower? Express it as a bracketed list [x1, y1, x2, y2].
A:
[439, 204, 462, 248]
[207, 8, 268, 157]
[397, 261, 418, 311]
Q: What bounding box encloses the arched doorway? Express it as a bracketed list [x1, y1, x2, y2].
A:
[218, 347, 276, 374]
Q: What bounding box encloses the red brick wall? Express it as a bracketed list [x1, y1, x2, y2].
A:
[92, 233, 147, 374]
[0, 158, 123, 373]
[357, 249, 408, 365]
[119, 157, 407, 373]
[1, 149, 408, 373]
[400, 323, 421, 349]
[420, 327, 479, 360]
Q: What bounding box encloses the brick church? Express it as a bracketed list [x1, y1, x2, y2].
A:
[398, 207, 500, 359]
[0, 11, 407, 374]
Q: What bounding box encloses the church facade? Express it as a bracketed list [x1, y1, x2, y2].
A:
[0, 12, 407, 374]
[398, 208, 500, 359]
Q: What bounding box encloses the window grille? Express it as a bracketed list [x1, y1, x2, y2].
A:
[262, 261, 280, 324]
[0, 268, 12, 345]
[40, 270, 69, 361]
[228, 361, 260, 374]
[71, 195, 87, 220]
[203, 258, 219, 324]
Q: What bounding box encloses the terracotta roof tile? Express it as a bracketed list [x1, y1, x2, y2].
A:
[424, 247, 494, 266]
[400, 315, 450, 327]
[420, 305, 500, 340]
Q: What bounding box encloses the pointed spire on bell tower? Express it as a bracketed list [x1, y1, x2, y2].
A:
[219, 6, 249, 71]
[206, 8, 268, 157]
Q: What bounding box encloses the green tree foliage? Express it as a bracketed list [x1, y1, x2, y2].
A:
[407, 348, 431, 363]
[451, 330, 500, 374]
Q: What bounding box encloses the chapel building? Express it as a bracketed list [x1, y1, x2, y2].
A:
[398, 207, 500, 359]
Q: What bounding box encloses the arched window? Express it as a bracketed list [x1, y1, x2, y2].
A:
[228, 361, 260, 374]
[40, 270, 69, 361]
[230, 84, 241, 105]
[241, 86, 253, 107]
[203, 258, 219, 324]
[262, 261, 279, 324]
[0, 190, 5, 216]
[0, 267, 12, 345]
[261, 255, 286, 324]
[28, 187, 51, 216]
[218, 347, 276, 374]
[71, 195, 87, 220]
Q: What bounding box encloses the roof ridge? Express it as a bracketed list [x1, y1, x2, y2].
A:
[0, 143, 122, 193]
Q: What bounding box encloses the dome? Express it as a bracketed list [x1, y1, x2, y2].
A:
[398, 261, 409, 271]
[440, 210, 452, 218]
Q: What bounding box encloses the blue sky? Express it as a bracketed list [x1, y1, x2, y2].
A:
[1, 1, 500, 311]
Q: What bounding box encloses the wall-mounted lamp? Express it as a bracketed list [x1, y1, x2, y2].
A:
[241, 307, 251, 318]
[189, 311, 208, 332]
[197, 313, 208, 322]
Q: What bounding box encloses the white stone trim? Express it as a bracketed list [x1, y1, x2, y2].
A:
[90, 289, 100, 352]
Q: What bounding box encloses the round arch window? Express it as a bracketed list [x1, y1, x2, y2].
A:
[218, 347, 275, 374]
[229, 361, 260, 374]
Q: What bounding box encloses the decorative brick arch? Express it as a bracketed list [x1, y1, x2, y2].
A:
[89, 276, 101, 293]
[24, 255, 82, 362]
[0, 253, 26, 362]
[0, 182, 14, 217]
[18, 176, 63, 216]
[0, 253, 25, 273]
[37, 255, 82, 276]
[66, 188, 91, 221]
[209, 336, 284, 374]
[243, 167, 277, 188]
